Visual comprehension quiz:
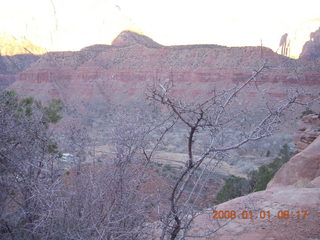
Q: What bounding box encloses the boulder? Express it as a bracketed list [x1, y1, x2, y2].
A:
[267, 135, 320, 188]
[294, 114, 320, 152]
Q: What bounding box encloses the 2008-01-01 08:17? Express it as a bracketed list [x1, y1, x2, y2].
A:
[211, 210, 309, 220]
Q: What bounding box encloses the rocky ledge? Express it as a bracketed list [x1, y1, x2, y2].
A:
[184, 114, 320, 240]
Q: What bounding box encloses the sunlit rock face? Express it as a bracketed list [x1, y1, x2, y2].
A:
[0, 33, 45, 89]
[0, 33, 46, 56]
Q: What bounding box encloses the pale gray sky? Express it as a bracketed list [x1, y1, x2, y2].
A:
[1, 0, 319, 57]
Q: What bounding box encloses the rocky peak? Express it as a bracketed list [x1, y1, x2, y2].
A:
[111, 30, 162, 48]
[299, 26, 320, 61]
[0, 32, 46, 56]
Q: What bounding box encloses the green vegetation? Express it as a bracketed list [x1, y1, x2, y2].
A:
[47, 142, 61, 156]
[2, 90, 63, 125]
[214, 144, 293, 204]
[0, 90, 63, 158]
[163, 164, 174, 172]
[214, 176, 251, 204]
[249, 144, 293, 192]
[300, 107, 317, 118]
[0, 90, 64, 238]
[43, 99, 64, 123]
[266, 150, 271, 157]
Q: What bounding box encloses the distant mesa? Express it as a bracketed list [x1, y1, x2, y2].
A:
[111, 30, 227, 50]
[4, 28, 320, 106]
[111, 30, 162, 48]
[0, 33, 46, 56]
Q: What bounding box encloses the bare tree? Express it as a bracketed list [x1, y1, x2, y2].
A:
[147, 63, 302, 239]
[0, 91, 63, 239]
[25, 102, 174, 240]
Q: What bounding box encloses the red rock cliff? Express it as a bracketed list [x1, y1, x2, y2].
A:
[7, 31, 320, 106]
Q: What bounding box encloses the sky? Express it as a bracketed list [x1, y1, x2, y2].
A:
[1, 0, 320, 57]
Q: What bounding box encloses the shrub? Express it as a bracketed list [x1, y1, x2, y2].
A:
[0, 90, 63, 239]
[249, 144, 293, 192]
[214, 176, 251, 204]
[214, 144, 293, 204]
[300, 108, 316, 118]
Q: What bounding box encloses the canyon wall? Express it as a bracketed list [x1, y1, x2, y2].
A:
[8, 31, 320, 107]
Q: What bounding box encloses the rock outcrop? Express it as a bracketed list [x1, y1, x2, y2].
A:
[189, 186, 320, 240]
[267, 114, 320, 188]
[184, 114, 320, 240]
[300, 27, 320, 61]
[294, 114, 320, 152]
[267, 136, 320, 188]
[111, 30, 162, 48]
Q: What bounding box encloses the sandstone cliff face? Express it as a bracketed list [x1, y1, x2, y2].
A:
[267, 114, 320, 188]
[8, 31, 320, 108]
[267, 136, 320, 188]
